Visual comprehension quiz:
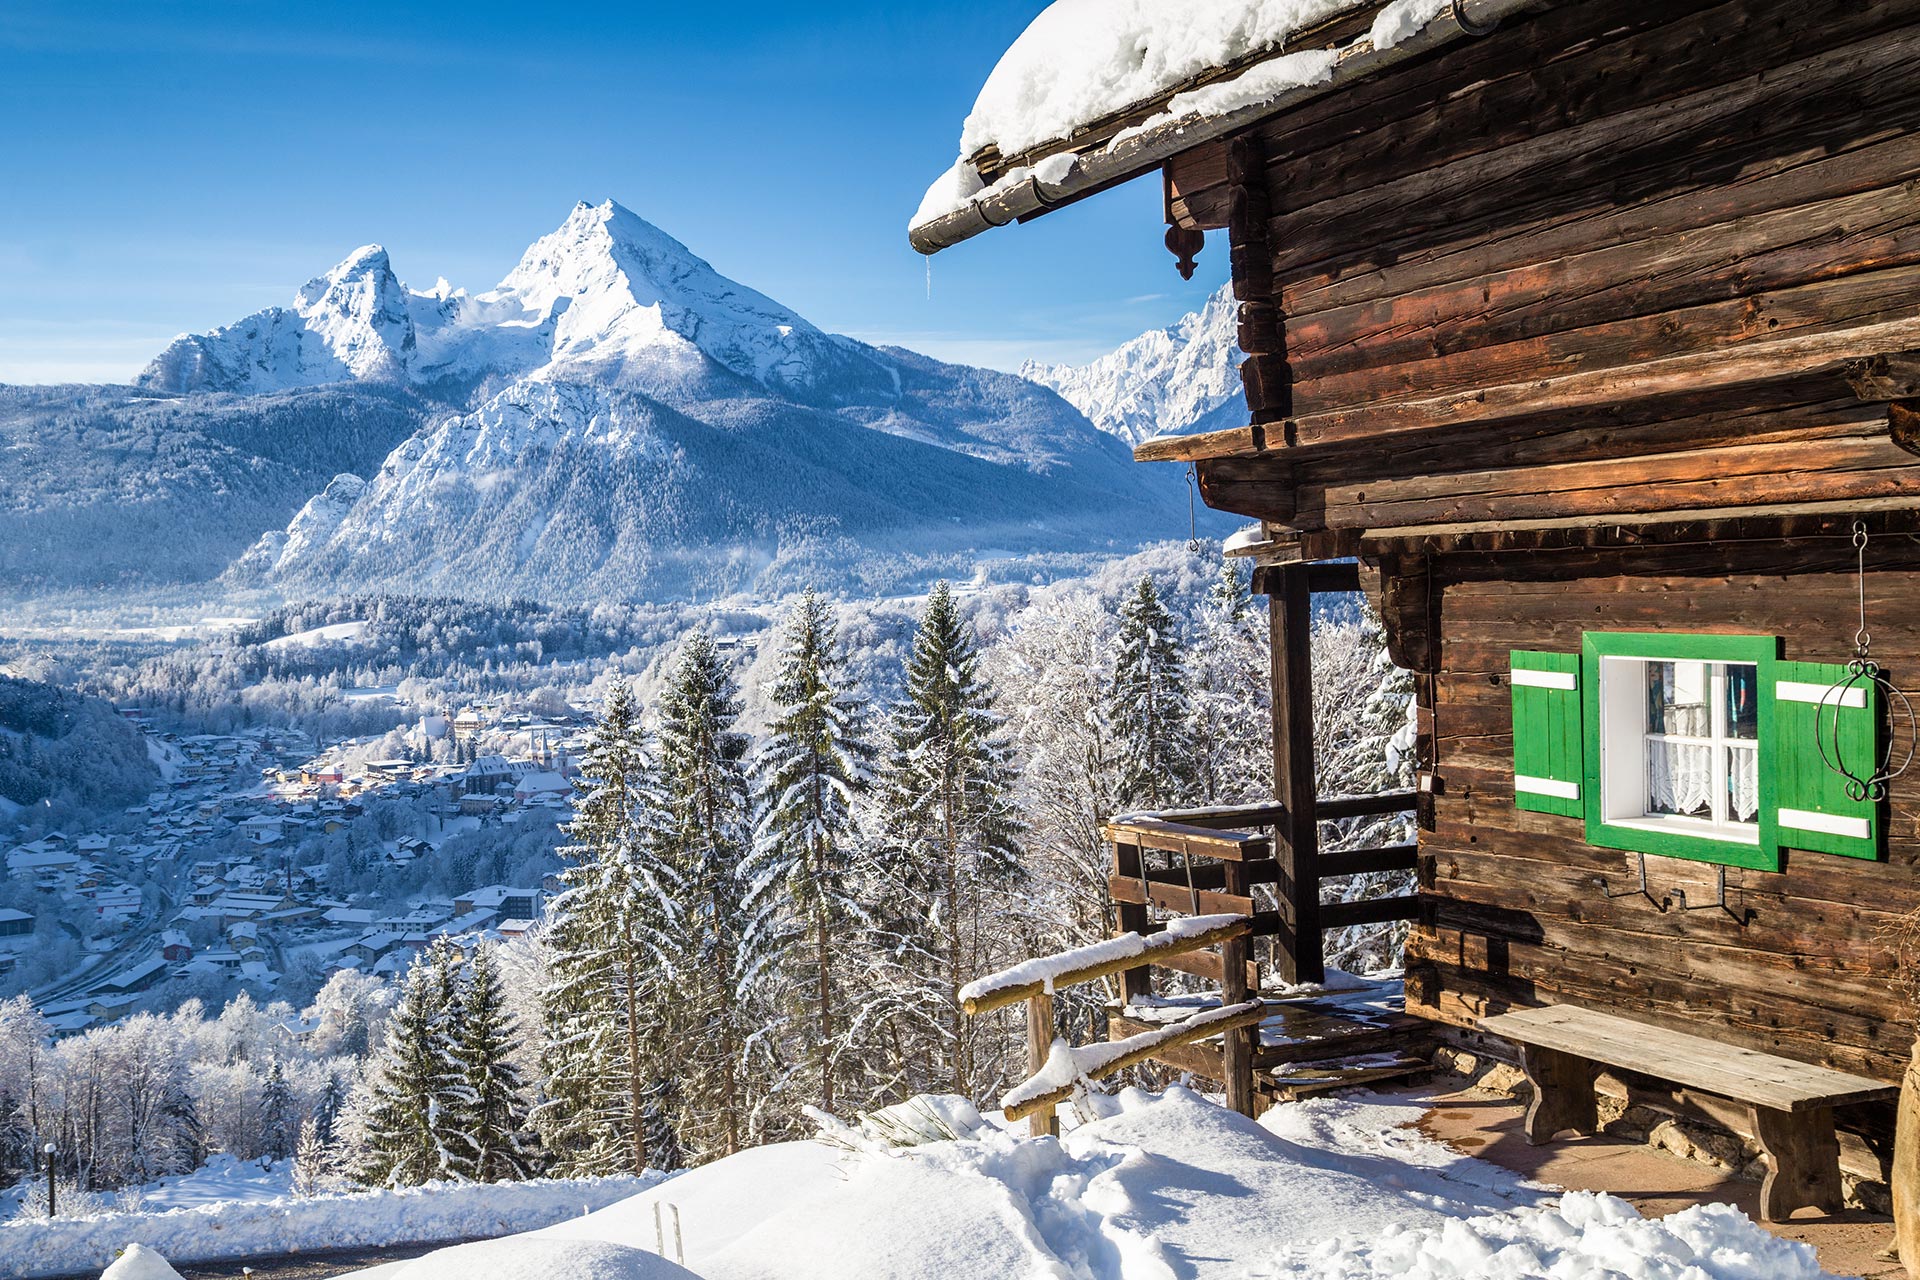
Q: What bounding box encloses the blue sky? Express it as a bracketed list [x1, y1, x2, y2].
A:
[0, 1, 1232, 384]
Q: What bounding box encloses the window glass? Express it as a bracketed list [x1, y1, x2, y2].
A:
[1724, 663, 1759, 740]
[1727, 744, 1759, 824]
[1637, 659, 1758, 832]
[1646, 661, 1709, 736]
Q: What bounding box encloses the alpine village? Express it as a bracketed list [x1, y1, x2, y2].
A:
[8, 0, 1920, 1278]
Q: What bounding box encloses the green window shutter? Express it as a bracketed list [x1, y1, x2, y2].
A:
[1511, 650, 1583, 817]
[1770, 660, 1883, 860]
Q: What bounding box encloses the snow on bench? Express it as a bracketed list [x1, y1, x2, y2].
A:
[1001, 1000, 1268, 1121]
[958, 914, 1249, 1015]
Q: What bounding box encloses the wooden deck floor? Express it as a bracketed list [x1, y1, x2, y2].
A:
[1409, 1082, 1901, 1279]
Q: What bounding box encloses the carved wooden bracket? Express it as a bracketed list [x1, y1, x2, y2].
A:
[1165, 225, 1205, 280]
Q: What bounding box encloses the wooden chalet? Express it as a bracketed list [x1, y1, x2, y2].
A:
[915, 0, 1920, 1221]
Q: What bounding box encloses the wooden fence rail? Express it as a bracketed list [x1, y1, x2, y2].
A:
[960, 917, 1256, 1137]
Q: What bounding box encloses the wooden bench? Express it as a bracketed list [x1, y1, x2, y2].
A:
[1481, 1005, 1898, 1222]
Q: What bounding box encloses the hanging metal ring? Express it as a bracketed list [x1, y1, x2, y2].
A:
[1816, 661, 1918, 803]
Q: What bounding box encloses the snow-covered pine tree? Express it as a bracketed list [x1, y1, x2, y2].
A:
[1110, 575, 1198, 811]
[260, 1058, 297, 1162]
[870, 582, 1024, 1100]
[353, 941, 461, 1187]
[536, 680, 677, 1176]
[746, 590, 873, 1117]
[657, 632, 757, 1160]
[291, 1115, 336, 1197]
[986, 593, 1123, 1044]
[447, 941, 532, 1182]
[1188, 557, 1272, 807]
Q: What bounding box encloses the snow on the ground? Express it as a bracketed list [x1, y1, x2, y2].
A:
[111, 1087, 1834, 1280]
[387, 1237, 699, 1280]
[99, 1243, 181, 1280]
[122, 1153, 294, 1211]
[1277, 1191, 1825, 1280]
[263, 619, 369, 649]
[5, 1172, 657, 1280]
[515, 1085, 1814, 1280]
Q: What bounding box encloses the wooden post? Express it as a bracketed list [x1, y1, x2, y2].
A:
[1027, 992, 1059, 1138]
[1111, 838, 1153, 1005]
[1220, 859, 1257, 1117]
[1270, 562, 1323, 985]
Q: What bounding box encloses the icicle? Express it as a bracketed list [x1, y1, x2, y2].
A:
[925, 255, 933, 301]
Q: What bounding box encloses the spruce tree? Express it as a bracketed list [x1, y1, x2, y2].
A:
[447, 941, 532, 1182]
[260, 1059, 297, 1162]
[1110, 575, 1197, 811]
[1189, 557, 1272, 806]
[872, 582, 1024, 1099]
[537, 681, 677, 1176]
[356, 941, 461, 1186]
[657, 632, 755, 1159]
[747, 590, 872, 1115]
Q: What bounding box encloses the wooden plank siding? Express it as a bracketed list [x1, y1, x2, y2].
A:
[1161, 0, 1920, 543]
[1402, 543, 1920, 1086]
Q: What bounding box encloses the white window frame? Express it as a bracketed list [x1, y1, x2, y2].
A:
[1597, 654, 1761, 847]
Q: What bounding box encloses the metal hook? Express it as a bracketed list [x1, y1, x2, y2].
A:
[1667, 865, 1742, 923]
[1599, 851, 1654, 902]
[1185, 465, 1204, 552]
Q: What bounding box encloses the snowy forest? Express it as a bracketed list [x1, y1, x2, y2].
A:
[0, 557, 1413, 1205]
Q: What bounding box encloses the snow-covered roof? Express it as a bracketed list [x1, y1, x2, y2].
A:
[959, 0, 1362, 165]
[910, 0, 1530, 254]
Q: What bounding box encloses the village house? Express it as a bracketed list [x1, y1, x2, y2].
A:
[914, 0, 1920, 1226]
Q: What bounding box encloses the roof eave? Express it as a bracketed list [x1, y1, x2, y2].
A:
[909, 0, 1561, 257]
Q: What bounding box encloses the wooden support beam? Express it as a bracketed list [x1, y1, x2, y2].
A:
[1107, 876, 1255, 919]
[1102, 818, 1271, 861]
[1221, 859, 1256, 1118]
[1146, 802, 1290, 829]
[1316, 790, 1420, 820]
[1270, 563, 1323, 984]
[1027, 992, 1058, 1139]
[1305, 561, 1362, 594]
[1320, 895, 1423, 929]
[1318, 843, 1420, 878]
[1111, 840, 1153, 1006]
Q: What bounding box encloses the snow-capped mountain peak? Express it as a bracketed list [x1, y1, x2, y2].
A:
[1023, 285, 1244, 446]
[138, 199, 888, 401]
[480, 199, 838, 393]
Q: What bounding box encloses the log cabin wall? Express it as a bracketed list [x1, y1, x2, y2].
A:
[1401, 536, 1920, 1085]
[1168, 0, 1920, 1102]
[1176, 0, 1920, 536]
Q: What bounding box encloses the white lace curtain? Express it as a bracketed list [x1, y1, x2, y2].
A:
[1647, 741, 1758, 823]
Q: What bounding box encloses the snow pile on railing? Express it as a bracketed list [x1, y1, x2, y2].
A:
[958, 913, 1244, 1004]
[1002, 1001, 1265, 1114]
[4, 1172, 660, 1280]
